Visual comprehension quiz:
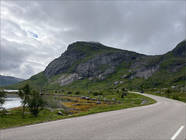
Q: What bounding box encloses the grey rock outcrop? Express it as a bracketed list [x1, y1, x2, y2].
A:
[44, 41, 143, 83]
[42, 40, 186, 87]
[58, 73, 80, 86]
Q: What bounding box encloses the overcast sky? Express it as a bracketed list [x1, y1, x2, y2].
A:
[0, 0, 185, 79]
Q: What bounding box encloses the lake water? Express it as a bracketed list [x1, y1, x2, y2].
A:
[2, 97, 22, 109]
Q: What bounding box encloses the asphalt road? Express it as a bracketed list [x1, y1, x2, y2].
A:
[0, 92, 185, 140]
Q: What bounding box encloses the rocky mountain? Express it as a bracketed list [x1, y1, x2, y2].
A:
[44, 41, 144, 83]
[7, 40, 186, 90]
[0, 75, 24, 87]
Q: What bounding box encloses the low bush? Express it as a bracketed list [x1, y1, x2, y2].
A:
[172, 93, 180, 100]
[67, 91, 72, 94]
[92, 91, 103, 96]
[75, 91, 80, 95]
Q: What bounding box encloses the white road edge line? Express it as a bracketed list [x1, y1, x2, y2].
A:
[171, 125, 184, 140]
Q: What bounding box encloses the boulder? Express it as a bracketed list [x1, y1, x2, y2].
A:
[114, 81, 119, 85]
[141, 100, 148, 105]
[96, 101, 101, 104]
[121, 75, 127, 79]
[88, 77, 93, 80]
[112, 98, 116, 101]
[155, 91, 160, 94]
[81, 96, 86, 99]
[85, 97, 90, 100]
[72, 104, 81, 106]
[57, 111, 63, 116]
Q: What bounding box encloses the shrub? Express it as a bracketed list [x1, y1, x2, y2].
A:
[92, 92, 103, 96]
[172, 93, 180, 100]
[0, 90, 6, 106]
[18, 84, 31, 118]
[0, 107, 7, 116]
[28, 90, 44, 117]
[165, 89, 171, 97]
[42, 96, 62, 108]
[67, 91, 72, 94]
[75, 91, 80, 95]
[121, 88, 128, 98]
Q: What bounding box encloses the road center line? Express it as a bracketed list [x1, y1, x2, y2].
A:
[171, 125, 184, 140]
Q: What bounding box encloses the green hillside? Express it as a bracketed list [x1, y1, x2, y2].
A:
[5, 40, 186, 99]
[7, 72, 47, 90]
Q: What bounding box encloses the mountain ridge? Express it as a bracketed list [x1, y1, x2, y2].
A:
[5, 40, 186, 90]
[0, 75, 24, 87]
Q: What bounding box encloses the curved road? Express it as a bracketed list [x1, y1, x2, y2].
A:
[0, 92, 185, 140]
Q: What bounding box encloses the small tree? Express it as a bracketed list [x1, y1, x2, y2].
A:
[28, 90, 44, 117]
[19, 84, 31, 118]
[67, 91, 72, 94]
[140, 84, 144, 93]
[75, 91, 80, 95]
[121, 88, 128, 98]
[0, 90, 6, 106]
[165, 89, 171, 97]
[0, 90, 7, 116]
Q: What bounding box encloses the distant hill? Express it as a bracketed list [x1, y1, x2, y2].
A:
[7, 40, 186, 91]
[0, 75, 24, 87]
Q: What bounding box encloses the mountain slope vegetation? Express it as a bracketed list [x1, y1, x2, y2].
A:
[6, 40, 186, 92]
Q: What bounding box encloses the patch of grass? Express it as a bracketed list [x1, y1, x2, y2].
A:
[0, 108, 62, 129]
[5, 72, 48, 90]
[146, 89, 186, 103]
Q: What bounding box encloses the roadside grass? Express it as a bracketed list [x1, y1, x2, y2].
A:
[0, 108, 63, 129]
[0, 92, 155, 129]
[145, 90, 186, 103]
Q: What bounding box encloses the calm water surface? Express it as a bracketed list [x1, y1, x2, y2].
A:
[2, 97, 22, 109]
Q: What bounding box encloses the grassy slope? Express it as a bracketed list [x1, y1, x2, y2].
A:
[146, 90, 186, 103]
[6, 72, 48, 90]
[4, 41, 185, 102]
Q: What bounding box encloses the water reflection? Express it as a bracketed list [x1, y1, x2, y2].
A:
[2, 97, 22, 109]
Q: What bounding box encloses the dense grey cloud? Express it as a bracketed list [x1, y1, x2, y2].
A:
[0, 0, 185, 79]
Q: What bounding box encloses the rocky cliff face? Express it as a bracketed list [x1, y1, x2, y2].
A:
[44, 42, 144, 82]
[44, 40, 186, 86]
[172, 40, 186, 57]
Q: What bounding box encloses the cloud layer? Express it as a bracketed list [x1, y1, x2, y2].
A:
[0, 0, 185, 79]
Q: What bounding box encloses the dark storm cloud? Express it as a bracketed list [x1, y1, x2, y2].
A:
[0, 0, 185, 78]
